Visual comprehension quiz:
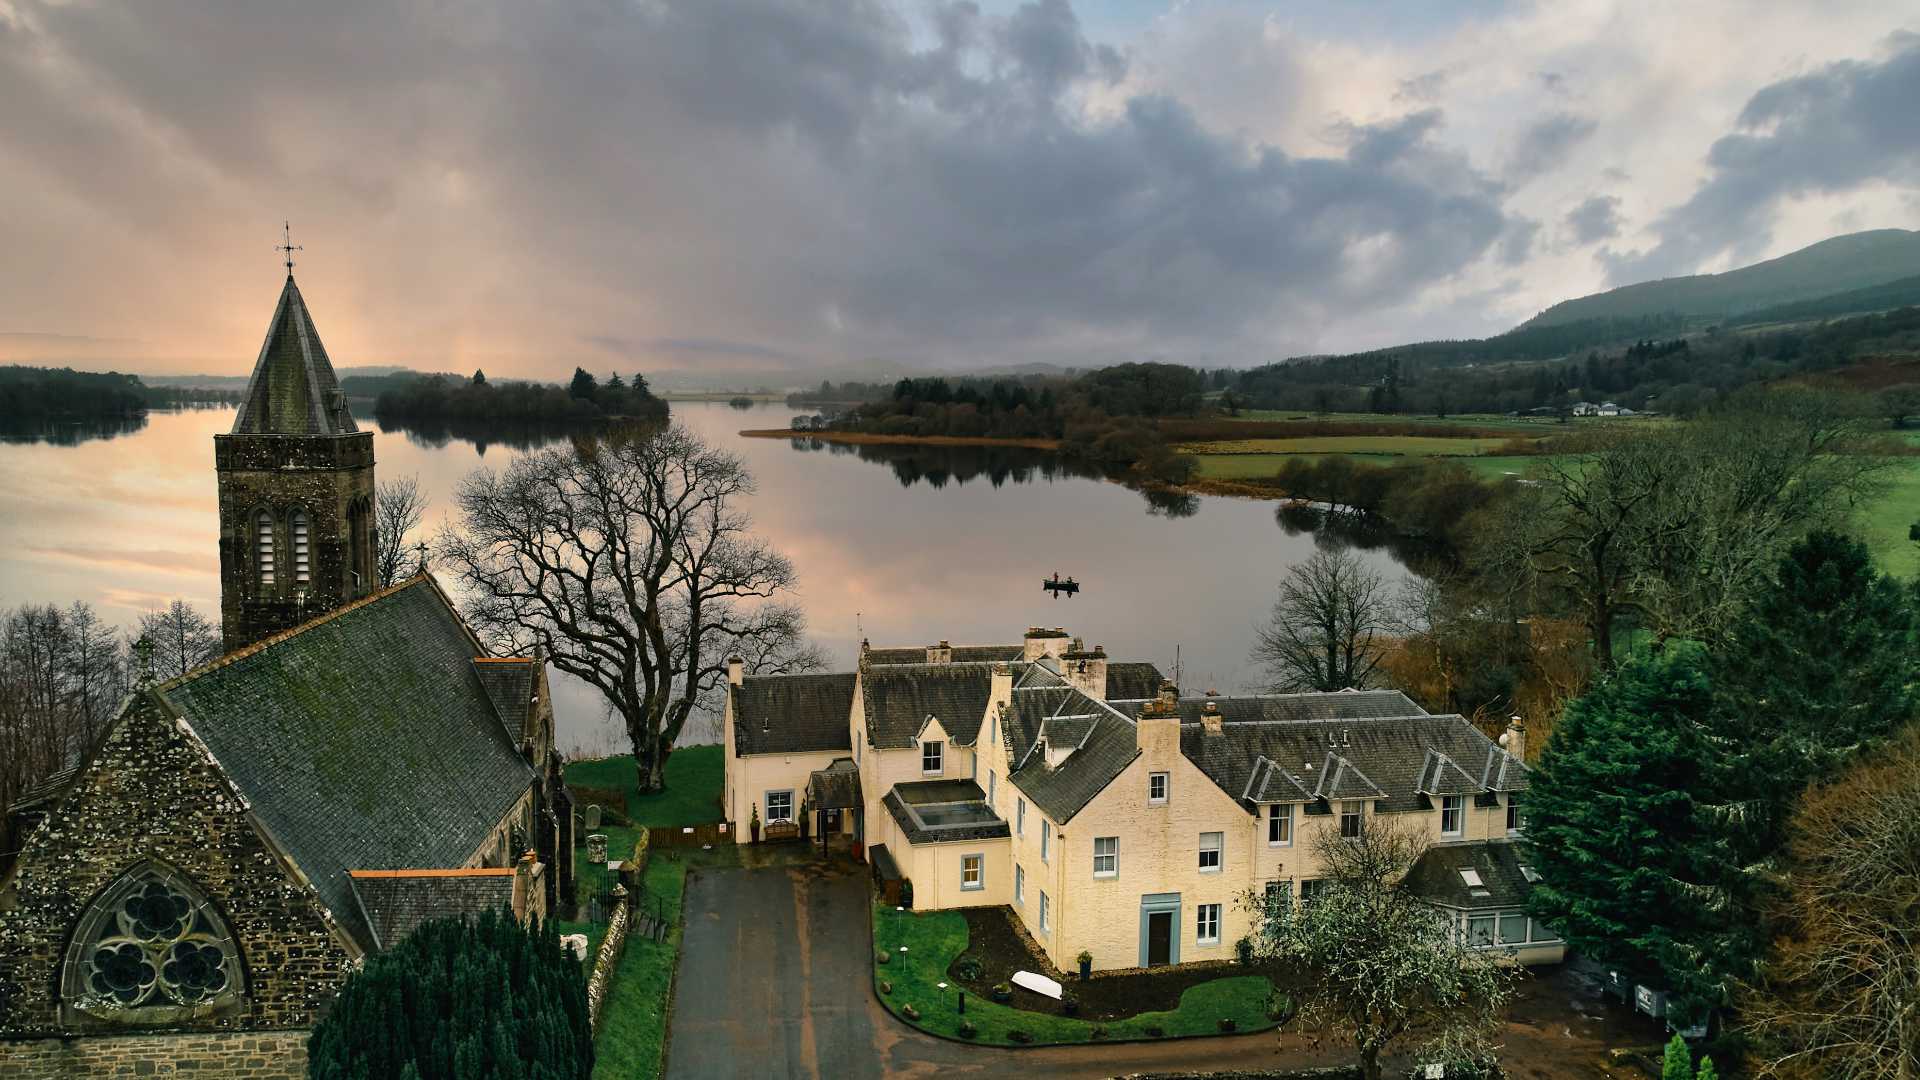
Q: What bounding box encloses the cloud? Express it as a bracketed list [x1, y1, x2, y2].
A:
[1607, 32, 1920, 282]
[1506, 111, 1597, 183]
[1565, 194, 1623, 243]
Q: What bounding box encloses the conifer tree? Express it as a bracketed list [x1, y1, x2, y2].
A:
[1662, 1034, 1693, 1080]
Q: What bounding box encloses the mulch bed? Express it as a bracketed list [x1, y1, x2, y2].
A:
[947, 907, 1273, 1022]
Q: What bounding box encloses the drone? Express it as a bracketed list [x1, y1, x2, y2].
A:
[1042, 571, 1081, 599]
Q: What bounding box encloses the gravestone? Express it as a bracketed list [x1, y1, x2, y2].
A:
[560, 933, 591, 962]
[584, 803, 602, 830]
[586, 833, 608, 865]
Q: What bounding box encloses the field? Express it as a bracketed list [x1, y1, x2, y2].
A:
[1857, 456, 1920, 578]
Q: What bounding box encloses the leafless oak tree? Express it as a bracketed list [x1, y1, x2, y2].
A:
[375, 474, 429, 587]
[0, 602, 127, 859]
[438, 425, 824, 794]
[1252, 545, 1389, 692]
[137, 599, 221, 680]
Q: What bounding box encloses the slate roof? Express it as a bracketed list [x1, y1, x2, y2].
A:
[865, 644, 1023, 666]
[806, 758, 862, 810]
[731, 672, 856, 756]
[231, 274, 357, 436]
[153, 577, 535, 953]
[347, 869, 517, 950]
[1178, 710, 1527, 816]
[472, 658, 537, 743]
[882, 781, 1010, 844]
[1003, 684, 1142, 823]
[1104, 662, 1165, 701]
[861, 663, 998, 748]
[1113, 689, 1425, 724]
[1403, 840, 1540, 910]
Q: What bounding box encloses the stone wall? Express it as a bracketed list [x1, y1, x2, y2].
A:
[0, 695, 353, 1038]
[0, 1030, 310, 1079]
[215, 430, 375, 651]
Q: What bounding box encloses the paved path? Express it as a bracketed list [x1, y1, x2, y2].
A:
[664, 860, 1334, 1080]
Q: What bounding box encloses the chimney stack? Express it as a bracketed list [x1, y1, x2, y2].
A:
[1500, 715, 1527, 762]
[927, 640, 953, 664]
[726, 654, 744, 686]
[1201, 698, 1223, 735]
[1136, 679, 1182, 760]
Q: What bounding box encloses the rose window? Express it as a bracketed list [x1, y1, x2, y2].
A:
[63, 862, 245, 1022]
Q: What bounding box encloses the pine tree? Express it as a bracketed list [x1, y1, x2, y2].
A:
[1694, 1056, 1718, 1080]
[1526, 645, 1751, 1026]
[567, 367, 597, 401]
[1662, 1034, 1693, 1080]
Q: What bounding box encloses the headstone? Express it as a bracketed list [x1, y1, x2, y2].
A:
[560, 934, 591, 962]
[586, 833, 609, 865]
[584, 804, 602, 830]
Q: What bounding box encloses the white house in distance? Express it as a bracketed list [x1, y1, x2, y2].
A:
[721, 626, 1562, 972]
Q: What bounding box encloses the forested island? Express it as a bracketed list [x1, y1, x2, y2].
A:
[0, 365, 243, 418]
[369, 367, 669, 424]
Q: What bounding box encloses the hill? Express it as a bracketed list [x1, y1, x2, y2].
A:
[1724, 273, 1920, 329]
[1521, 229, 1920, 329]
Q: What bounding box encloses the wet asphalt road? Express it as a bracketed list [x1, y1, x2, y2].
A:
[663, 860, 1328, 1080]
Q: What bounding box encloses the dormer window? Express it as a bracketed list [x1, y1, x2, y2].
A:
[1441, 795, 1465, 836]
[1506, 794, 1525, 834]
[254, 510, 276, 586]
[1339, 800, 1365, 840]
[921, 740, 944, 775]
[1267, 803, 1293, 846]
[290, 508, 311, 586]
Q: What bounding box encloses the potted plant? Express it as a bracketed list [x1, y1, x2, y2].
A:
[1234, 936, 1254, 966]
[1076, 950, 1092, 980]
[991, 982, 1012, 1003]
[749, 804, 761, 844]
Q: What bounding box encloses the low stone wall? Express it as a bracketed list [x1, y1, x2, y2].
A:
[586, 892, 632, 1033]
[1117, 1069, 1361, 1080]
[0, 1030, 310, 1078]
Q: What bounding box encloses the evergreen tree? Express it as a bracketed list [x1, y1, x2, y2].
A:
[605, 372, 626, 391]
[307, 907, 591, 1079]
[472, 369, 487, 386]
[567, 367, 597, 400]
[1662, 1034, 1694, 1080]
[1526, 645, 1750, 1026]
[1694, 1056, 1718, 1080]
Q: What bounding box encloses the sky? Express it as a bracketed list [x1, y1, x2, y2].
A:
[1, 0, 1917, 382]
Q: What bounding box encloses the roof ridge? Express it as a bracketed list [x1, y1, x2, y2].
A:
[1175, 711, 1442, 727]
[157, 575, 435, 690]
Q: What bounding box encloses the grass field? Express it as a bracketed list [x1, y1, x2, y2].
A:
[1178, 435, 1526, 457]
[1188, 449, 1558, 482]
[871, 903, 1276, 1046]
[1229, 410, 1553, 431]
[1857, 456, 1920, 578]
[566, 745, 725, 829]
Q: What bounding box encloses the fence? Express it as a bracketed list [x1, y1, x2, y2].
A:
[647, 820, 735, 849]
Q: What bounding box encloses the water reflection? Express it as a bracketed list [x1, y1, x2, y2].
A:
[374, 414, 596, 455]
[1273, 502, 1452, 577]
[0, 414, 150, 446]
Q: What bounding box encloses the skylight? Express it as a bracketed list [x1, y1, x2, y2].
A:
[1519, 865, 1541, 883]
[1458, 869, 1484, 887]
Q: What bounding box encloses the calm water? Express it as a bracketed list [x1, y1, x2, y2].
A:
[0, 403, 1414, 752]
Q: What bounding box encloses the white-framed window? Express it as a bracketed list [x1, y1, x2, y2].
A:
[1041, 820, 1051, 863]
[1015, 864, 1025, 906]
[1196, 903, 1221, 944]
[1039, 890, 1050, 932]
[1527, 917, 1560, 943]
[1300, 878, 1326, 906]
[961, 854, 984, 891]
[1148, 771, 1168, 804]
[1339, 800, 1365, 839]
[765, 789, 795, 823]
[1506, 794, 1525, 834]
[1497, 912, 1527, 945]
[1441, 794, 1465, 836]
[290, 508, 311, 585]
[988, 770, 997, 805]
[1198, 831, 1222, 872]
[1093, 836, 1118, 878]
[1267, 803, 1292, 846]
[1016, 797, 1026, 836]
[922, 740, 944, 775]
[255, 509, 276, 586]
[1466, 913, 1496, 947]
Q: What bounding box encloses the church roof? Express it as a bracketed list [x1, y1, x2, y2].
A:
[230, 274, 357, 436]
[152, 576, 535, 953]
[346, 869, 519, 951]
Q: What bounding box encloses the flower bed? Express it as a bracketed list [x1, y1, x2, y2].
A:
[871, 902, 1277, 1047]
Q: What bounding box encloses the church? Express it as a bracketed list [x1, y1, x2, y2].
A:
[0, 267, 575, 1078]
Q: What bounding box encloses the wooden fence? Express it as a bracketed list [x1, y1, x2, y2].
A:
[646, 820, 735, 849]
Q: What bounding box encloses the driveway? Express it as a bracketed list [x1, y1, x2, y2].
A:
[664, 860, 1662, 1079]
[664, 859, 1337, 1080]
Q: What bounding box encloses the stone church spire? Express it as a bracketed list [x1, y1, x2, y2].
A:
[214, 262, 377, 652]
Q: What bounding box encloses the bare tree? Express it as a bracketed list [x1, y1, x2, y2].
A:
[1247, 819, 1512, 1080]
[0, 602, 128, 859]
[137, 599, 221, 680]
[374, 474, 429, 587]
[1253, 546, 1389, 692]
[438, 425, 825, 794]
[1743, 728, 1920, 1080]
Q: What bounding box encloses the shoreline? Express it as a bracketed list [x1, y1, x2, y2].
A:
[738, 429, 1063, 450]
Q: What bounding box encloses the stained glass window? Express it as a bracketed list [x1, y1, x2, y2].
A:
[63, 863, 245, 1023]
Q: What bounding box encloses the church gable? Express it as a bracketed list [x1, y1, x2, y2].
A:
[0, 694, 351, 1037]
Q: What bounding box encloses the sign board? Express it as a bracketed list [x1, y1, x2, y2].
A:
[1635, 985, 1668, 1018]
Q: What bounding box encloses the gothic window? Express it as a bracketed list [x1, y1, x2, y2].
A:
[254, 509, 276, 587]
[291, 508, 311, 586]
[62, 862, 246, 1024]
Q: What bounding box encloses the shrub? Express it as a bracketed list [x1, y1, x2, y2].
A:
[901, 1003, 920, 1021]
[1090, 1027, 1108, 1040]
[1267, 993, 1293, 1022]
[1060, 993, 1079, 1017]
[953, 955, 982, 981]
[308, 909, 591, 1079]
[1234, 936, 1255, 965]
[957, 1020, 977, 1039]
[1143, 1024, 1165, 1038]
[1007, 1029, 1032, 1044]
[1218, 1017, 1237, 1032]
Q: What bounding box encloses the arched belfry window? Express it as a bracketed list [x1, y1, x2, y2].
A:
[254, 509, 276, 587]
[61, 861, 247, 1025]
[291, 508, 311, 586]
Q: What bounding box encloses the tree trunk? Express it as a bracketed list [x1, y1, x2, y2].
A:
[1359, 1045, 1383, 1080]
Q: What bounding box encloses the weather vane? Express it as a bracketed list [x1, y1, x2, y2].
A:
[276, 220, 302, 275]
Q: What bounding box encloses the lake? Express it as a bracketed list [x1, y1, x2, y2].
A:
[0, 402, 1416, 751]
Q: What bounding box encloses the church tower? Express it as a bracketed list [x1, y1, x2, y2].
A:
[215, 267, 375, 652]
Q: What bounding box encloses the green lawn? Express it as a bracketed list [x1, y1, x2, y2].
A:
[590, 854, 690, 1080]
[871, 903, 1276, 1046]
[1190, 450, 1560, 482]
[1179, 435, 1526, 457]
[1228, 410, 1552, 431]
[566, 745, 725, 829]
[1856, 456, 1920, 579]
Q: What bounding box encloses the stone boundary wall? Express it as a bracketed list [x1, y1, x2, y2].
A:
[586, 893, 632, 1033]
[0, 1030, 310, 1078]
[1118, 1069, 1362, 1080]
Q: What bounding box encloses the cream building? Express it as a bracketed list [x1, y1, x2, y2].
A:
[722, 626, 1562, 972]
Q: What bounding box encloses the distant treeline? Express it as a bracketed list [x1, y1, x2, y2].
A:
[0, 365, 241, 419]
[1235, 305, 1920, 417]
[371, 368, 668, 425]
